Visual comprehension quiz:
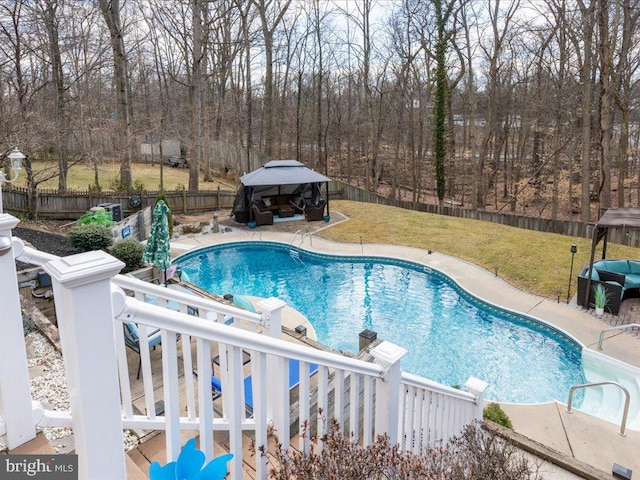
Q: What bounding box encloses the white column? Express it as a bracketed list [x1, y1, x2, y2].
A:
[371, 341, 407, 444]
[258, 298, 286, 441]
[43, 251, 126, 480]
[0, 214, 36, 449]
[465, 377, 489, 421]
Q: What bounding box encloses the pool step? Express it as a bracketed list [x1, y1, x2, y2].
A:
[577, 349, 640, 431]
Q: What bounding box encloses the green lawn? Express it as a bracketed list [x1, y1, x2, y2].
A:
[320, 200, 640, 299]
[14, 161, 237, 192]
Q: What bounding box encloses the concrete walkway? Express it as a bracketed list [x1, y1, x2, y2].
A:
[169, 214, 640, 478]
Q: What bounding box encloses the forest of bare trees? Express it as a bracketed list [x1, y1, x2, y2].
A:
[1, 0, 638, 222]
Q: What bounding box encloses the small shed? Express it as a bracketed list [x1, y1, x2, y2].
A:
[578, 208, 640, 313]
[231, 160, 332, 224]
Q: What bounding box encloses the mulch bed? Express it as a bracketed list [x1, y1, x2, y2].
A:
[14, 227, 80, 270]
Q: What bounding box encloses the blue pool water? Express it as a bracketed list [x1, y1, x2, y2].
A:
[175, 242, 585, 404]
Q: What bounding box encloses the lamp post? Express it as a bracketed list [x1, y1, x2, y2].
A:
[1, 148, 25, 214]
[567, 244, 577, 303]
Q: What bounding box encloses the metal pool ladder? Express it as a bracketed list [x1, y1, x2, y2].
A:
[566, 381, 630, 436]
[598, 324, 640, 350]
[291, 230, 312, 247]
[289, 249, 303, 264]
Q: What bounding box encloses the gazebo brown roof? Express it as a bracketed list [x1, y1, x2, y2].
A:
[592, 208, 640, 229]
[582, 208, 640, 309]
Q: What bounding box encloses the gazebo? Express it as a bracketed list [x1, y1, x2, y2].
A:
[231, 160, 332, 225]
[578, 208, 640, 314]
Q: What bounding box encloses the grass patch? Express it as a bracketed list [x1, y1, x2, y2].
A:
[320, 200, 640, 299]
[14, 161, 236, 192]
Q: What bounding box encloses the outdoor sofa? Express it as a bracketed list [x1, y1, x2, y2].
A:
[258, 195, 295, 218]
[577, 259, 640, 315]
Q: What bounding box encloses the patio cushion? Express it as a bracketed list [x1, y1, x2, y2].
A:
[589, 269, 600, 281]
[599, 260, 630, 274]
[628, 261, 640, 275]
[624, 274, 640, 289]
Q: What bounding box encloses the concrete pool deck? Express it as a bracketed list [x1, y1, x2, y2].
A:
[169, 217, 640, 478]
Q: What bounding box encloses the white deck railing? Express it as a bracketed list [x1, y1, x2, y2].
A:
[0, 216, 487, 480]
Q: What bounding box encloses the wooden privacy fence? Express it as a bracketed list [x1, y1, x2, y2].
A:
[3, 186, 237, 220]
[5, 181, 639, 248]
[329, 180, 640, 248]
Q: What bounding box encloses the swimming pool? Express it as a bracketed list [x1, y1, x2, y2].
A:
[175, 241, 585, 404]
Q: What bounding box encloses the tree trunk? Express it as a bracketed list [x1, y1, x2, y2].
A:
[578, 0, 594, 222]
[189, 0, 204, 191]
[597, 0, 613, 214]
[98, 0, 133, 191]
[39, 0, 68, 192]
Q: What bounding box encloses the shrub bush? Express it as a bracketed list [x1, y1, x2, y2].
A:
[77, 208, 114, 226]
[483, 402, 513, 429]
[265, 418, 537, 480]
[110, 239, 145, 274]
[68, 224, 114, 252]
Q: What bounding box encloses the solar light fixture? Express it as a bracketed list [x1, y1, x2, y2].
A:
[567, 244, 577, 303]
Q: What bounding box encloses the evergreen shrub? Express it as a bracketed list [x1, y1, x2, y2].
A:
[68, 224, 114, 252]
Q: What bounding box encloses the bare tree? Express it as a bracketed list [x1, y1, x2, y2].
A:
[236, 0, 257, 172]
[252, 0, 292, 159]
[596, 0, 613, 214]
[573, 0, 596, 222]
[33, 0, 69, 191]
[97, 0, 133, 191]
[188, 0, 204, 191]
[613, 0, 640, 207]
[458, 0, 479, 209]
[476, 0, 520, 209]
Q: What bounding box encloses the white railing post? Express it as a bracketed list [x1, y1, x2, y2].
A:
[43, 251, 127, 480]
[0, 214, 36, 449]
[371, 341, 407, 444]
[258, 298, 286, 441]
[258, 297, 285, 339]
[464, 377, 489, 421]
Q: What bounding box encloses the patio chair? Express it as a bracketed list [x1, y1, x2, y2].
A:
[123, 322, 162, 379]
[251, 203, 274, 226]
[305, 200, 325, 221]
[204, 358, 318, 414]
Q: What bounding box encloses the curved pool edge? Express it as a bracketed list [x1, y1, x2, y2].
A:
[173, 237, 588, 354]
[171, 233, 640, 385]
[174, 238, 590, 401]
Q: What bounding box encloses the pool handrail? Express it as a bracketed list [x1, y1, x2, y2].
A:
[598, 324, 640, 350]
[566, 381, 630, 436]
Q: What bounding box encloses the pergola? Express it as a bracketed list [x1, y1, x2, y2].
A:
[581, 208, 640, 309]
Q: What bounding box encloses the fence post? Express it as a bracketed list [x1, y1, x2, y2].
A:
[371, 341, 407, 444]
[0, 214, 36, 449]
[43, 251, 127, 480]
[465, 377, 489, 421]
